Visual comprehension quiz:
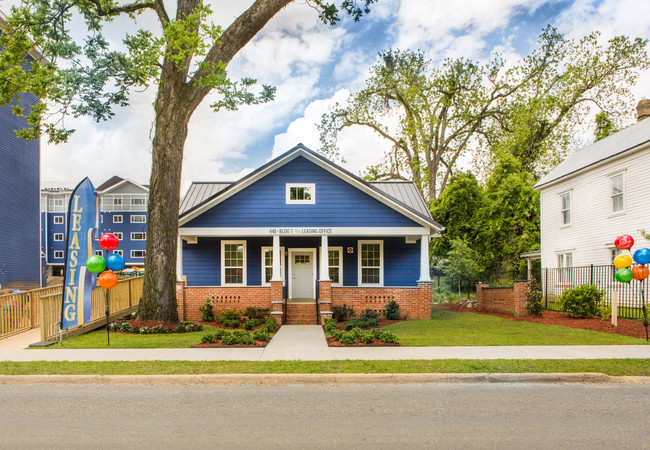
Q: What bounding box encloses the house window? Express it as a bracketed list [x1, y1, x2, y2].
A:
[54, 250, 64, 259]
[113, 197, 123, 208]
[262, 247, 285, 285]
[53, 233, 64, 241]
[131, 215, 146, 223]
[610, 173, 624, 213]
[53, 216, 64, 224]
[557, 252, 573, 283]
[286, 183, 315, 204]
[131, 232, 146, 240]
[113, 232, 123, 240]
[328, 247, 342, 285]
[113, 250, 123, 257]
[358, 240, 383, 286]
[113, 215, 123, 223]
[560, 192, 571, 225]
[131, 250, 146, 258]
[131, 197, 146, 206]
[222, 241, 246, 285]
[95, 250, 103, 256]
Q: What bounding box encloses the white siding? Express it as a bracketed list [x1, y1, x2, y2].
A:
[539, 144, 650, 268]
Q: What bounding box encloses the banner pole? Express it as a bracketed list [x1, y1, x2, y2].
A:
[106, 289, 110, 346]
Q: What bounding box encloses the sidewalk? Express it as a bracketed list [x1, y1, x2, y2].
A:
[0, 326, 649, 361]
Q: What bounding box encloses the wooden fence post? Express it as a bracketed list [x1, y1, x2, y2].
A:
[611, 291, 618, 327]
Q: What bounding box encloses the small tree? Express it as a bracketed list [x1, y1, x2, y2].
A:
[443, 238, 480, 299]
[525, 279, 543, 317]
[198, 298, 215, 322]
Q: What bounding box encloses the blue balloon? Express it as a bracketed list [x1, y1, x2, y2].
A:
[106, 253, 126, 272]
[11, 289, 21, 294]
[633, 248, 650, 265]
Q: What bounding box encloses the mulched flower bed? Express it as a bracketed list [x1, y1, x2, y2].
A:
[326, 337, 401, 347]
[110, 320, 202, 333]
[190, 320, 279, 347]
[441, 304, 649, 340]
[331, 318, 406, 331]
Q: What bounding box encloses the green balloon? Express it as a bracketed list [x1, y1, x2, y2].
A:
[615, 268, 633, 283]
[86, 255, 106, 274]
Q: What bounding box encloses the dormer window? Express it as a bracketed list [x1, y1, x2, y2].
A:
[286, 183, 315, 204]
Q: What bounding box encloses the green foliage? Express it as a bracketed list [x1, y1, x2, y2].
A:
[338, 333, 356, 344]
[243, 318, 262, 330]
[201, 334, 215, 344]
[598, 304, 613, 321]
[443, 238, 481, 286]
[344, 318, 379, 330]
[244, 307, 269, 321]
[526, 279, 544, 317]
[359, 309, 380, 321]
[216, 309, 241, 324]
[261, 318, 277, 334]
[332, 304, 354, 322]
[221, 319, 240, 329]
[324, 319, 338, 333]
[252, 329, 271, 342]
[198, 298, 215, 322]
[385, 301, 400, 320]
[213, 328, 231, 340]
[594, 112, 617, 141]
[557, 284, 604, 318]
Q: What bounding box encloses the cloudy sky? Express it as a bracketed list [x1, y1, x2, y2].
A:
[37, 0, 650, 193]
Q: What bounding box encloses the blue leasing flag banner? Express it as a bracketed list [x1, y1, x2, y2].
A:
[61, 177, 100, 329]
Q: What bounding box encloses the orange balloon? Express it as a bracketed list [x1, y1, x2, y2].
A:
[98, 271, 118, 289]
[632, 265, 649, 281]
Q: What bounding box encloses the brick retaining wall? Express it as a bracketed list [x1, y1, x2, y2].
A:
[476, 280, 529, 317]
[330, 283, 432, 320]
[177, 284, 274, 322]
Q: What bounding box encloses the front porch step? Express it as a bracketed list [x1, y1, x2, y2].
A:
[285, 303, 319, 325]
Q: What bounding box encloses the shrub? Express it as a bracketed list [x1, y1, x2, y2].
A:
[359, 332, 374, 344]
[331, 330, 345, 341]
[232, 330, 255, 345]
[557, 284, 604, 318]
[338, 333, 356, 344]
[139, 326, 151, 334]
[261, 318, 277, 333]
[217, 309, 241, 324]
[526, 279, 544, 317]
[359, 309, 380, 321]
[324, 319, 338, 333]
[222, 319, 240, 328]
[599, 303, 612, 321]
[244, 318, 262, 330]
[332, 304, 354, 322]
[344, 319, 364, 331]
[198, 298, 215, 322]
[385, 301, 400, 320]
[252, 329, 271, 342]
[213, 328, 230, 340]
[244, 307, 269, 321]
[152, 324, 170, 333]
[347, 327, 364, 340]
[379, 331, 399, 344]
[221, 334, 238, 345]
[365, 317, 379, 327]
[201, 334, 216, 344]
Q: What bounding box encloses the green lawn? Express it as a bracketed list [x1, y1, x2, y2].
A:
[383, 306, 649, 346]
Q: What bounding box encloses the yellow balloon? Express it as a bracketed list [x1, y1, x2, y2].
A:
[613, 254, 633, 269]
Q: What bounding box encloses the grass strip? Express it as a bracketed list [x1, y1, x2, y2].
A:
[1, 359, 648, 376]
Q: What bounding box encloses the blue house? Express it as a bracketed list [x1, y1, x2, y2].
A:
[176, 144, 442, 324]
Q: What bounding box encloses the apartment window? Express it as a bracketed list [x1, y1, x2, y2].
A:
[222, 241, 246, 285]
[131, 197, 146, 206]
[113, 197, 122, 208]
[131, 232, 146, 240]
[113, 250, 123, 257]
[54, 250, 64, 259]
[560, 192, 571, 225]
[610, 173, 624, 213]
[328, 247, 342, 285]
[113, 232, 123, 240]
[53, 216, 64, 224]
[95, 250, 103, 256]
[557, 252, 574, 283]
[113, 215, 123, 223]
[131, 215, 146, 223]
[261, 247, 285, 285]
[131, 250, 146, 258]
[53, 233, 64, 241]
[286, 183, 315, 204]
[358, 240, 383, 286]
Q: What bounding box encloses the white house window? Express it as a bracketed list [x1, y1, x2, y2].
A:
[54, 250, 64, 259]
[557, 252, 574, 283]
[113, 250, 123, 257]
[328, 247, 343, 286]
[113, 197, 122, 208]
[222, 241, 246, 285]
[53, 216, 64, 224]
[560, 192, 571, 225]
[131, 232, 146, 240]
[131, 197, 146, 206]
[114, 232, 123, 240]
[261, 247, 285, 285]
[53, 233, 64, 241]
[131, 250, 146, 258]
[610, 173, 624, 213]
[286, 183, 315, 204]
[358, 240, 383, 286]
[95, 250, 103, 256]
[113, 215, 123, 223]
[131, 215, 146, 223]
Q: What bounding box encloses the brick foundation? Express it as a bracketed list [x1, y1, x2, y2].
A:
[476, 280, 529, 317]
[177, 284, 273, 322]
[330, 283, 432, 320]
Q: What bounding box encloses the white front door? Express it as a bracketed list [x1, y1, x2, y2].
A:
[290, 251, 315, 299]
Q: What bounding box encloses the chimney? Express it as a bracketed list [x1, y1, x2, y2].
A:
[637, 99, 650, 122]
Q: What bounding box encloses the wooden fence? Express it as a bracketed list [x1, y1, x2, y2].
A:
[0, 285, 61, 339]
[40, 276, 143, 341]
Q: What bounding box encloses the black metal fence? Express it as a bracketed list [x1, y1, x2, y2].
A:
[541, 265, 648, 320]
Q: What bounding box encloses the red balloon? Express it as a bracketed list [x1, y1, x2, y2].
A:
[98, 271, 118, 289]
[614, 234, 634, 250]
[632, 265, 649, 281]
[99, 233, 119, 251]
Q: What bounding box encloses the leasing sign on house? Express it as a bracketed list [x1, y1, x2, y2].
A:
[176, 144, 443, 324]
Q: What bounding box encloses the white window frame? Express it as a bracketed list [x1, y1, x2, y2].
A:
[113, 249, 123, 257]
[560, 191, 571, 226]
[53, 216, 64, 224]
[113, 232, 123, 240]
[261, 246, 285, 286]
[131, 250, 146, 258]
[609, 172, 625, 214]
[53, 233, 64, 241]
[285, 183, 315, 204]
[131, 197, 146, 206]
[130, 232, 146, 240]
[320, 246, 343, 286]
[53, 250, 64, 259]
[131, 215, 146, 223]
[221, 240, 247, 286]
[95, 250, 103, 256]
[113, 215, 123, 224]
[358, 240, 383, 286]
[557, 251, 574, 284]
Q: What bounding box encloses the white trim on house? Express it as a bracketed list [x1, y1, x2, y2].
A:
[113, 215, 123, 223]
[358, 240, 384, 286]
[285, 183, 316, 204]
[53, 233, 64, 241]
[131, 250, 146, 258]
[131, 215, 146, 223]
[96, 178, 149, 194]
[560, 190, 571, 226]
[288, 248, 317, 299]
[53, 250, 64, 259]
[53, 216, 64, 224]
[608, 170, 625, 215]
[261, 246, 285, 286]
[221, 240, 247, 286]
[319, 246, 343, 286]
[130, 232, 146, 240]
[179, 226, 429, 238]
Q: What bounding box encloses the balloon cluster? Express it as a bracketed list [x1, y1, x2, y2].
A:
[613, 234, 650, 283]
[85, 233, 125, 289]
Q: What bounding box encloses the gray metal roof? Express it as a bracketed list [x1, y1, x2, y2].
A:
[179, 182, 233, 215]
[369, 181, 431, 218]
[535, 117, 650, 189]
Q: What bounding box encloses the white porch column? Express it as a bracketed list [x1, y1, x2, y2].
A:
[320, 235, 330, 281]
[271, 235, 282, 281]
[176, 236, 184, 281]
[418, 234, 431, 282]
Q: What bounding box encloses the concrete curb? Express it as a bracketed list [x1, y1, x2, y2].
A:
[1, 373, 648, 385]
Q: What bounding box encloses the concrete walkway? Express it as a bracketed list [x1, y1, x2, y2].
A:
[0, 325, 649, 361]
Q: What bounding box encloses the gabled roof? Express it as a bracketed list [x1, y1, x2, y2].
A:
[96, 176, 149, 194]
[535, 117, 650, 189]
[179, 144, 442, 231]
